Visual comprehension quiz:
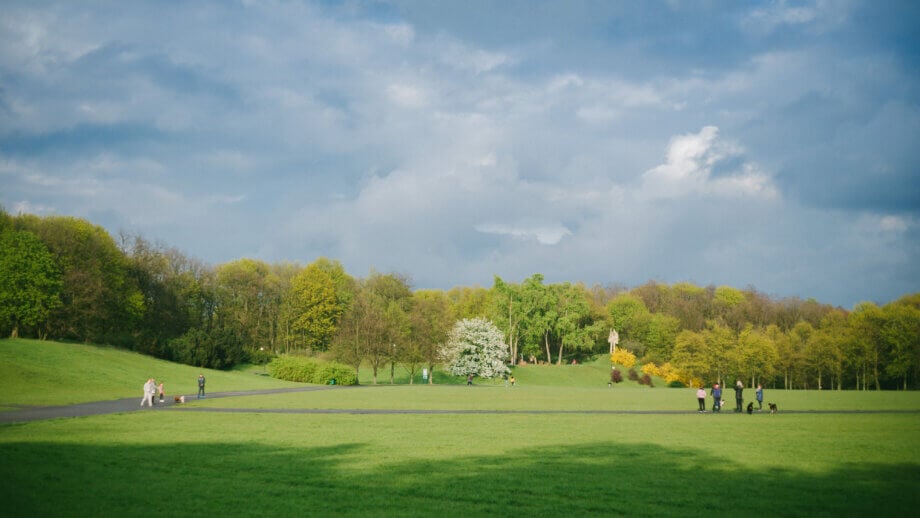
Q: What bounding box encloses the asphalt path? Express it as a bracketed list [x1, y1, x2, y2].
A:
[0, 386, 332, 425]
[2, 387, 918, 424]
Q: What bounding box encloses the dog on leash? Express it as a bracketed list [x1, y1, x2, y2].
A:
[768, 403, 777, 414]
[174, 395, 185, 404]
[746, 402, 754, 414]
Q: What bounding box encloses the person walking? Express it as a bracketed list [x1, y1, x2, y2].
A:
[756, 384, 764, 411]
[157, 381, 165, 403]
[734, 380, 744, 413]
[466, 374, 473, 386]
[197, 374, 206, 399]
[140, 378, 155, 407]
[711, 383, 722, 412]
[696, 386, 706, 413]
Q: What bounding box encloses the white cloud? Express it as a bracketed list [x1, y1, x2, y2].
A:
[475, 222, 572, 245]
[640, 126, 777, 200]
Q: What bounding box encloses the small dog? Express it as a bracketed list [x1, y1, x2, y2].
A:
[768, 403, 777, 414]
[746, 402, 754, 414]
[174, 395, 185, 404]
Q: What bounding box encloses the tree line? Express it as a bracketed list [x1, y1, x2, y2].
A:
[1, 209, 917, 389]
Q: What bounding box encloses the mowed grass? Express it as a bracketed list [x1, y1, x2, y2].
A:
[2, 338, 920, 516]
[2, 411, 919, 516]
[190, 383, 920, 412]
[0, 338, 300, 406]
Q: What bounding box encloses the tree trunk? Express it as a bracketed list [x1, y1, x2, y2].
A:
[428, 363, 434, 385]
[544, 331, 551, 364]
[10, 325, 18, 339]
[874, 359, 880, 391]
[390, 362, 395, 384]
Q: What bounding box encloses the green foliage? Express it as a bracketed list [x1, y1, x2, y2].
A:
[267, 354, 356, 385]
[289, 262, 344, 350]
[0, 229, 62, 337]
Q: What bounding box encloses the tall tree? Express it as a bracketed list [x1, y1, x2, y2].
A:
[671, 330, 713, 384]
[881, 300, 920, 390]
[0, 229, 62, 338]
[288, 261, 345, 351]
[491, 276, 522, 365]
[408, 290, 452, 384]
[18, 215, 142, 343]
[553, 283, 594, 365]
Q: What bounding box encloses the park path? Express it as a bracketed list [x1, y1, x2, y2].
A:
[0, 386, 334, 425]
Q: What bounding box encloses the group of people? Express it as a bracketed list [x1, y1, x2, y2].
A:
[140, 378, 165, 407]
[696, 380, 763, 413]
[140, 374, 207, 407]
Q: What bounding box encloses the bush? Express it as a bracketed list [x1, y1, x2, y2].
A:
[639, 373, 654, 387]
[610, 368, 623, 384]
[627, 369, 639, 381]
[268, 355, 357, 385]
[610, 349, 637, 368]
[667, 380, 685, 388]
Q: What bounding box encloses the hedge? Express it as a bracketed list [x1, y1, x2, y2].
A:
[267, 355, 357, 385]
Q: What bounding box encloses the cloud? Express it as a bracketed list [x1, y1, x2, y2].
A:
[0, 1, 917, 307]
[474, 222, 572, 245]
[640, 126, 778, 200]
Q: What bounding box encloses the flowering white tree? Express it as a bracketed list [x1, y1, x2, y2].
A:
[443, 317, 510, 379]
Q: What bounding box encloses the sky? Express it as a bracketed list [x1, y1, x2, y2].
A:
[1, 0, 918, 309]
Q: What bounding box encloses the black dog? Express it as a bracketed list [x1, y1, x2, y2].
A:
[746, 402, 754, 414]
[768, 403, 778, 414]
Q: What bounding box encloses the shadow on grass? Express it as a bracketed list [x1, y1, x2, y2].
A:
[1, 440, 918, 516]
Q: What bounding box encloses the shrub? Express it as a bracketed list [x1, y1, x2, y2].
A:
[269, 355, 358, 385]
[627, 368, 639, 381]
[610, 368, 623, 384]
[639, 373, 654, 387]
[667, 380, 685, 388]
[610, 349, 637, 368]
[312, 363, 357, 385]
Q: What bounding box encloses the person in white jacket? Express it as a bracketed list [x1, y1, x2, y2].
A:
[141, 378, 155, 407]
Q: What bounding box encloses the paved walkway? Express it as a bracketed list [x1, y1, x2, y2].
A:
[0, 386, 333, 424]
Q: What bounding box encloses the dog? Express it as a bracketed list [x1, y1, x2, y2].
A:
[746, 402, 754, 414]
[768, 403, 777, 414]
[174, 395, 185, 404]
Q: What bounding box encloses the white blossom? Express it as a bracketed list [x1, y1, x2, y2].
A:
[443, 317, 510, 379]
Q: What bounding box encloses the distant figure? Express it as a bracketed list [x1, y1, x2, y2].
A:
[747, 402, 754, 414]
[734, 380, 744, 413]
[158, 382, 165, 403]
[756, 384, 764, 411]
[711, 383, 722, 412]
[467, 374, 473, 386]
[198, 374, 206, 399]
[696, 387, 706, 413]
[510, 375, 516, 387]
[140, 378, 155, 407]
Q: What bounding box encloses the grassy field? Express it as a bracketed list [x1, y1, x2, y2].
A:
[2, 338, 919, 516]
[0, 338, 300, 406]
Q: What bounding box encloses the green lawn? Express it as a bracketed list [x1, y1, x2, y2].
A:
[2, 338, 919, 516]
[0, 338, 300, 405]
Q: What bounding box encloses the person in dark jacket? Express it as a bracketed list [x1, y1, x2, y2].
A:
[711, 383, 722, 412]
[734, 380, 744, 412]
[197, 374, 206, 399]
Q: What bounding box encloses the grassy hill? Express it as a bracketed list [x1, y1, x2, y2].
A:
[0, 338, 300, 406]
[2, 338, 663, 406]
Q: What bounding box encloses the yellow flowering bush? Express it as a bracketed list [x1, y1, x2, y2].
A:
[610, 349, 637, 368]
